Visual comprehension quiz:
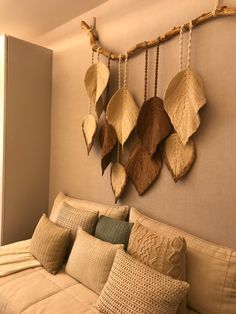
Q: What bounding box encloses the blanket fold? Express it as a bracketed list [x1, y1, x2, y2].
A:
[0, 239, 40, 276]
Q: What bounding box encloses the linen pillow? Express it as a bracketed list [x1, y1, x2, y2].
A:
[65, 227, 123, 295]
[30, 214, 70, 274]
[55, 202, 98, 240]
[127, 222, 187, 280]
[96, 249, 189, 314]
[95, 215, 133, 250]
[50, 192, 129, 222]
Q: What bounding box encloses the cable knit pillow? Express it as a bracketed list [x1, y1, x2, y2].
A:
[96, 249, 189, 314]
[65, 228, 123, 295]
[55, 202, 98, 240]
[127, 222, 186, 279]
[128, 222, 187, 314]
[30, 214, 70, 274]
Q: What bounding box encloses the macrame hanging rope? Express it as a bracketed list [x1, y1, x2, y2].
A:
[179, 25, 184, 72]
[154, 38, 160, 97]
[123, 52, 128, 88]
[144, 43, 149, 101]
[81, 5, 236, 60]
[187, 21, 193, 69]
[118, 54, 122, 90]
[88, 49, 95, 114]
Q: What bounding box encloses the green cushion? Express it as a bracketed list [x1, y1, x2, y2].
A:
[95, 215, 133, 250]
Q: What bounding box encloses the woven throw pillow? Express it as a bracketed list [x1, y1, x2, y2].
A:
[65, 227, 123, 295]
[96, 249, 189, 314]
[128, 222, 186, 280]
[30, 214, 70, 274]
[95, 215, 133, 250]
[56, 202, 98, 240]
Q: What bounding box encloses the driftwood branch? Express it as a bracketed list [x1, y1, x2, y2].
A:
[81, 6, 236, 60]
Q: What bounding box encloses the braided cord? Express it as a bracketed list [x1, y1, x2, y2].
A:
[154, 39, 160, 97]
[144, 44, 149, 101]
[179, 25, 184, 72]
[187, 22, 193, 69]
[123, 52, 128, 88]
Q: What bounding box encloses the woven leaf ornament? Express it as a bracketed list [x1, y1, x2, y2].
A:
[106, 87, 139, 147]
[164, 69, 206, 145]
[99, 122, 117, 175]
[164, 132, 196, 182]
[84, 62, 109, 103]
[110, 162, 127, 203]
[137, 96, 172, 156]
[96, 96, 104, 119]
[82, 114, 97, 155]
[126, 140, 162, 195]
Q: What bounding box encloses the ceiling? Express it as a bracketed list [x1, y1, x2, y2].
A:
[0, 0, 108, 40]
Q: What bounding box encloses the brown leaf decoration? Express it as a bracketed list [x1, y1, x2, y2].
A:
[110, 162, 127, 203]
[82, 114, 97, 155]
[99, 122, 117, 175]
[126, 141, 162, 196]
[96, 96, 104, 119]
[106, 87, 139, 147]
[137, 96, 172, 156]
[84, 62, 109, 103]
[164, 133, 196, 182]
[164, 69, 206, 145]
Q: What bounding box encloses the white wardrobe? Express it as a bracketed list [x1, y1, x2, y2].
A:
[0, 35, 52, 245]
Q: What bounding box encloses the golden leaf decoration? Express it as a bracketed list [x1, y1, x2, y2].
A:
[99, 122, 117, 175]
[84, 62, 109, 103]
[106, 87, 139, 147]
[126, 140, 162, 196]
[96, 96, 104, 119]
[164, 133, 196, 182]
[164, 69, 206, 145]
[82, 114, 97, 155]
[137, 96, 172, 156]
[110, 162, 127, 203]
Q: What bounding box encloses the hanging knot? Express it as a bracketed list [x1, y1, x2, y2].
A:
[212, 0, 219, 16]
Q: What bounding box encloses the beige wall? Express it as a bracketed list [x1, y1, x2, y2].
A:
[3, 37, 52, 244]
[40, 0, 236, 248]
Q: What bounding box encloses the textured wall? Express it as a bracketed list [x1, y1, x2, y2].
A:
[41, 0, 236, 248]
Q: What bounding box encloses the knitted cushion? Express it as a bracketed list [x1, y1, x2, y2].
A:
[96, 249, 189, 314]
[128, 222, 187, 314]
[30, 214, 70, 274]
[95, 215, 133, 250]
[128, 222, 186, 279]
[56, 202, 98, 240]
[65, 228, 123, 295]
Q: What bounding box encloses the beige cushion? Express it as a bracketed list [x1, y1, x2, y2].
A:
[30, 214, 70, 274]
[128, 222, 187, 314]
[65, 228, 123, 295]
[56, 202, 98, 239]
[50, 192, 129, 222]
[96, 248, 189, 314]
[128, 222, 186, 279]
[129, 207, 236, 314]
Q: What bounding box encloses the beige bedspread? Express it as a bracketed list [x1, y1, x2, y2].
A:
[0, 239, 40, 277]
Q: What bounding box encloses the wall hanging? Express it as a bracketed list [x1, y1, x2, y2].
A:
[81, 2, 236, 202]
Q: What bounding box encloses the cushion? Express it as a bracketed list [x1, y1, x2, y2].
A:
[129, 207, 236, 314]
[95, 215, 133, 250]
[128, 222, 186, 279]
[50, 192, 129, 222]
[30, 214, 70, 274]
[96, 249, 189, 314]
[56, 202, 98, 239]
[65, 227, 123, 295]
